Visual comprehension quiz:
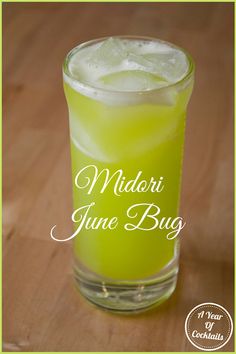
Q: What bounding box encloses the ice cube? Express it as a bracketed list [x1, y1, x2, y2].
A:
[88, 37, 128, 68]
[125, 53, 156, 72]
[98, 70, 168, 91]
[125, 53, 169, 80]
[70, 114, 114, 162]
[142, 50, 188, 82]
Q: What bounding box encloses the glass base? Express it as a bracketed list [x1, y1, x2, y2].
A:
[74, 260, 178, 314]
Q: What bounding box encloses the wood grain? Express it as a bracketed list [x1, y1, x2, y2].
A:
[3, 3, 234, 352]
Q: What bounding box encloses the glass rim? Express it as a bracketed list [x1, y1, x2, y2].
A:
[63, 35, 195, 96]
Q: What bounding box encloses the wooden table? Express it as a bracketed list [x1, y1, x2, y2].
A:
[3, 3, 234, 352]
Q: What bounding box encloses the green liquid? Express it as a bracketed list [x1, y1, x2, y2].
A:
[64, 81, 192, 280]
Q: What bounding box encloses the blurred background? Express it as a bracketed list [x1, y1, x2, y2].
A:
[3, 2, 234, 352]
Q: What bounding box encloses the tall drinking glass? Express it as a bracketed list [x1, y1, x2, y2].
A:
[63, 36, 194, 313]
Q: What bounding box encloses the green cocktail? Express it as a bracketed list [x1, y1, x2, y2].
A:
[63, 37, 194, 312]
